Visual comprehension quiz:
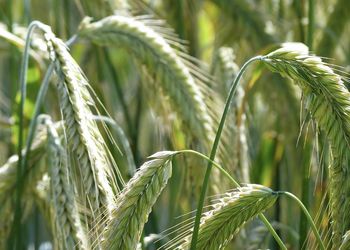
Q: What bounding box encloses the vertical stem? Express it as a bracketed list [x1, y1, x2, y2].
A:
[258, 214, 286, 249]
[299, 143, 311, 249]
[293, 0, 305, 42]
[24, 0, 31, 23]
[63, 0, 71, 38]
[54, 0, 61, 36]
[190, 56, 262, 250]
[279, 0, 285, 19]
[5, 0, 15, 156]
[10, 21, 40, 250]
[307, 0, 314, 50]
[270, 136, 284, 249]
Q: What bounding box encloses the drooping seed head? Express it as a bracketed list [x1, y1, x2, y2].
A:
[176, 184, 277, 250]
[262, 42, 350, 248]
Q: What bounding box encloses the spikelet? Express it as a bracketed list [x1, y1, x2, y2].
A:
[42, 25, 121, 221]
[262, 42, 350, 248]
[175, 184, 277, 250]
[102, 151, 176, 250]
[78, 15, 216, 149]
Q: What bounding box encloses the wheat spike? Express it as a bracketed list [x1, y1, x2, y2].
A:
[42, 26, 121, 221]
[45, 116, 89, 250]
[262, 42, 350, 248]
[175, 184, 277, 250]
[78, 15, 216, 148]
[102, 151, 176, 250]
[77, 15, 241, 195]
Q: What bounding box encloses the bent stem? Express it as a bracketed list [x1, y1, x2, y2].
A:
[190, 55, 263, 250]
[281, 191, 325, 250]
[177, 149, 239, 187]
[179, 149, 287, 249]
[11, 21, 42, 248]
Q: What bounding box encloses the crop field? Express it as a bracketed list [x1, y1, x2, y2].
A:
[0, 0, 350, 249]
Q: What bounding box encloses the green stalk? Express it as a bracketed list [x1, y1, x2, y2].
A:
[293, 0, 305, 42]
[307, 0, 314, 50]
[189, 55, 284, 250]
[303, 3, 314, 245]
[281, 191, 325, 250]
[179, 149, 286, 249]
[299, 143, 312, 249]
[10, 20, 41, 250]
[177, 149, 239, 187]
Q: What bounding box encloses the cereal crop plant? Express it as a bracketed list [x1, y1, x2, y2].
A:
[0, 0, 350, 249]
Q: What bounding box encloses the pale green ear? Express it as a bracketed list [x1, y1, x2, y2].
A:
[77, 15, 218, 156]
[171, 185, 278, 250]
[262, 44, 350, 249]
[102, 151, 174, 250]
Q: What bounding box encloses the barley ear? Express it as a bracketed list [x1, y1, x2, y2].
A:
[78, 15, 217, 150]
[102, 151, 176, 250]
[176, 184, 278, 250]
[262, 42, 350, 248]
[42, 25, 121, 222]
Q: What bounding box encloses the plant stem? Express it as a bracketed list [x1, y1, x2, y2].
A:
[299, 143, 311, 249]
[281, 191, 325, 250]
[307, 0, 314, 50]
[190, 56, 262, 250]
[179, 149, 287, 249]
[258, 214, 286, 249]
[11, 21, 41, 249]
[177, 149, 239, 187]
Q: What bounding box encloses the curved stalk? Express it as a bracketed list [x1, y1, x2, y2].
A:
[190, 55, 263, 250]
[11, 21, 42, 248]
[281, 191, 325, 250]
[177, 149, 239, 187]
